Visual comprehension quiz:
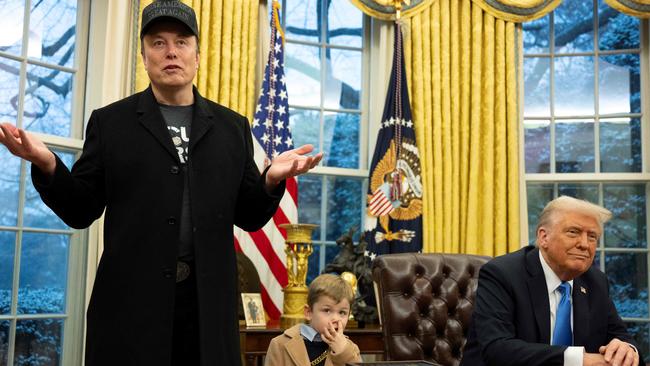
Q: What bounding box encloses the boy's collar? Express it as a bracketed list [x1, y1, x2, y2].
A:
[300, 323, 324, 342]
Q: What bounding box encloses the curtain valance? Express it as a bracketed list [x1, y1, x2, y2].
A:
[471, 0, 561, 22]
[348, 0, 434, 20]
[351, 0, 650, 22]
[605, 0, 650, 18]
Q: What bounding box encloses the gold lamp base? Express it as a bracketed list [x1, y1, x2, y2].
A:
[279, 223, 318, 329]
[280, 285, 308, 328]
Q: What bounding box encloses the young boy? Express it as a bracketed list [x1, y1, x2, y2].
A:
[265, 274, 362, 366]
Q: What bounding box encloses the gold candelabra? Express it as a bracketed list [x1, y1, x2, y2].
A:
[279, 223, 317, 329]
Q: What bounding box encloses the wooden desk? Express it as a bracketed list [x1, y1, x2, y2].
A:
[240, 321, 384, 366]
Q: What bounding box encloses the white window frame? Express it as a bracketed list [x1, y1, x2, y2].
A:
[0, 1, 91, 365]
[280, 0, 372, 277]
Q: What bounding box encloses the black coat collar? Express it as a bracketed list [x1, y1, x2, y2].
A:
[136, 86, 215, 163]
[525, 247, 552, 344]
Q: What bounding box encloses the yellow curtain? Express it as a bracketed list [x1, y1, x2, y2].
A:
[135, 0, 259, 119]
[351, 0, 559, 21]
[405, 0, 520, 256]
[604, 0, 650, 18]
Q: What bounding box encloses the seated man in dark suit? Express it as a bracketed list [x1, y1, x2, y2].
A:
[461, 196, 640, 366]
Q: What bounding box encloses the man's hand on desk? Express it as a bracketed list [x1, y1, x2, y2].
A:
[583, 352, 609, 366]
[598, 338, 638, 366]
[583, 338, 638, 366]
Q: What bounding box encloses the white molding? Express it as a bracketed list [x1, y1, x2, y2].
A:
[526, 173, 650, 182]
[307, 165, 369, 177]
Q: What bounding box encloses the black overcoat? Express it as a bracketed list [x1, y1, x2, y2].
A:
[32, 86, 283, 366]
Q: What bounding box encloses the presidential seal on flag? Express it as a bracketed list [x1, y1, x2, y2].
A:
[364, 22, 423, 256]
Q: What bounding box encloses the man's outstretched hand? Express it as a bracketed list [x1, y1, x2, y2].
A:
[0, 123, 56, 175]
[265, 144, 323, 190]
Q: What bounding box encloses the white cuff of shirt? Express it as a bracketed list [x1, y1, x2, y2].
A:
[564, 346, 584, 366]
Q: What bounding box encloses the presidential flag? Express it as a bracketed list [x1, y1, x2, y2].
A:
[364, 22, 423, 259]
[234, 0, 295, 320]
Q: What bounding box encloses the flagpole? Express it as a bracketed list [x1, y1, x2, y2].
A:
[391, 1, 404, 202]
[394, 0, 401, 20]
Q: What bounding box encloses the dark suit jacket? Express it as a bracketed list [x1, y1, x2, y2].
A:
[460, 246, 639, 366]
[32, 86, 284, 366]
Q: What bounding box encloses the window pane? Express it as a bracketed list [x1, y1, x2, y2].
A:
[297, 175, 322, 240]
[326, 176, 363, 241]
[557, 183, 598, 203]
[603, 184, 646, 249]
[0, 57, 22, 124]
[524, 120, 550, 173]
[27, 0, 77, 68]
[324, 243, 341, 269]
[23, 150, 74, 230]
[598, 0, 640, 51]
[15, 318, 64, 365]
[23, 64, 73, 137]
[523, 15, 549, 54]
[0, 146, 20, 227]
[600, 118, 642, 173]
[599, 54, 641, 114]
[17, 233, 70, 314]
[523, 57, 550, 117]
[0, 320, 8, 365]
[286, 43, 321, 107]
[307, 243, 321, 284]
[554, 1, 593, 53]
[0, 0, 24, 57]
[284, 0, 320, 43]
[605, 252, 648, 318]
[625, 322, 650, 363]
[554, 56, 594, 116]
[0, 231, 16, 315]
[327, 0, 362, 48]
[324, 49, 361, 110]
[526, 183, 554, 244]
[289, 108, 320, 156]
[323, 112, 359, 168]
[555, 120, 594, 173]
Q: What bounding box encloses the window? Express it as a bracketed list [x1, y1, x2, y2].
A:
[280, 0, 369, 283]
[523, 0, 649, 358]
[0, 0, 89, 364]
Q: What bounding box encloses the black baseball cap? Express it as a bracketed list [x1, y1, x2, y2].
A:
[140, 0, 199, 39]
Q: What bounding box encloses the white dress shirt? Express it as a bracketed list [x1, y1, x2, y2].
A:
[539, 251, 584, 366]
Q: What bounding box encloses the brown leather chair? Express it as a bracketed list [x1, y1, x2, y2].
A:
[372, 253, 491, 366]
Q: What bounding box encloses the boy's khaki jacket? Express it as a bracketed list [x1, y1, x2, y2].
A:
[264, 324, 362, 366]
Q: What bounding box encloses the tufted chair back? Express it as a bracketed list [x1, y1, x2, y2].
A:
[372, 253, 490, 366]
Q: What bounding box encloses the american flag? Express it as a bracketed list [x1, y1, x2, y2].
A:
[233, 0, 294, 320]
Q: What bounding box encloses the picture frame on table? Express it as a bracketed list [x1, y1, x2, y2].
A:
[241, 293, 266, 327]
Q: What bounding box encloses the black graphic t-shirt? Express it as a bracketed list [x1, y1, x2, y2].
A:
[160, 104, 192, 163]
[159, 104, 194, 260]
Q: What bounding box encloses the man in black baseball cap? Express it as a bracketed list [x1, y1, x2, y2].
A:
[0, 1, 322, 366]
[140, 0, 199, 40]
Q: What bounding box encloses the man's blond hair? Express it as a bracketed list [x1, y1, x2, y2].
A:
[307, 273, 354, 308]
[536, 196, 612, 234]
